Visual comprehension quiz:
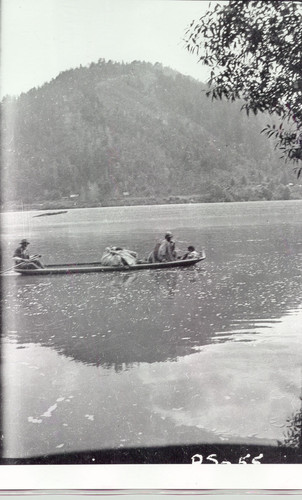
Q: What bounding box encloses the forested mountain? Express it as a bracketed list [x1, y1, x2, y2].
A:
[1, 59, 300, 209]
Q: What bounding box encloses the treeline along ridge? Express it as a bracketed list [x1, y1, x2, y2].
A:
[2, 60, 301, 210]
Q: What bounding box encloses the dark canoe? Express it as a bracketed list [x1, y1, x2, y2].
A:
[14, 255, 205, 276]
[33, 210, 68, 218]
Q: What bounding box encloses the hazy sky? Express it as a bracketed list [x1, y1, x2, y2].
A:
[1, 0, 222, 98]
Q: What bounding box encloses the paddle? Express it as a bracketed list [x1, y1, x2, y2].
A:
[0, 261, 26, 275]
[0, 256, 42, 275]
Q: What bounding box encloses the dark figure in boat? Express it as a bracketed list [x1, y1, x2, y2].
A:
[100, 247, 138, 267]
[148, 231, 177, 263]
[13, 239, 44, 269]
[182, 246, 199, 260]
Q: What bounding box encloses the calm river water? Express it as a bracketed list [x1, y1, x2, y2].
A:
[1, 201, 302, 460]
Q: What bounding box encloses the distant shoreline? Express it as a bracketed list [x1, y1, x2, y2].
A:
[2, 196, 302, 213]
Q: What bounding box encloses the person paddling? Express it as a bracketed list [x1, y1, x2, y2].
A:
[13, 239, 44, 269]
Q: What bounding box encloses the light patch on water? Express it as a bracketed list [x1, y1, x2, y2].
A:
[41, 403, 58, 418]
[28, 416, 42, 424]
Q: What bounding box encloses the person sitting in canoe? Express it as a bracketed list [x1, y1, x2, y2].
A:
[182, 246, 199, 260]
[148, 231, 177, 262]
[13, 239, 44, 269]
[100, 247, 138, 267]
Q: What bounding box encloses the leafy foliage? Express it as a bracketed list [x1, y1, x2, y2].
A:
[281, 407, 302, 449]
[184, 0, 302, 164]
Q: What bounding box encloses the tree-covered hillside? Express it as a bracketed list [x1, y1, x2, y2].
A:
[2, 60, 301, 209]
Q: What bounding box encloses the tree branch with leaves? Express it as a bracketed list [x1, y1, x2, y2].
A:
[184, 0, 302, 174]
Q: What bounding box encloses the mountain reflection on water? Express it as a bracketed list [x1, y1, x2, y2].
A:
[2, 201, 302, 459]
[4, 247, 302, 369]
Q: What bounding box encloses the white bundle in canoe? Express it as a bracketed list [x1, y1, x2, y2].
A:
[100, 247, 138, 267]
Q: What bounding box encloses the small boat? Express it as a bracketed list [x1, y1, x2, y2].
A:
[14, 254, 205, 276]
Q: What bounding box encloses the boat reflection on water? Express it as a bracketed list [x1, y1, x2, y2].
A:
[109, 272, 139, 289]
[152, 270, 179, 298]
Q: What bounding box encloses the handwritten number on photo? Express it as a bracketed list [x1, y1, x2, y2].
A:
[191, 453, 263, 464]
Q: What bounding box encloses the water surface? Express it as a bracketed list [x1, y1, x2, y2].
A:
[2, 201, 302, 459]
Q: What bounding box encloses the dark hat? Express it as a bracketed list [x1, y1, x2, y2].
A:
[20, 238, 30, 245]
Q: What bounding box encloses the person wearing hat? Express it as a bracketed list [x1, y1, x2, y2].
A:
[147, 231, 175, 263]
[157, 231, 177, 262]
[13, 239, 44, 269]
[147, 231, 177, 263]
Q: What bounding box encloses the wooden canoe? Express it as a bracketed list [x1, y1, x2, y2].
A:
[14, 255, 205, 275]
[33, 210, 68, 217]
